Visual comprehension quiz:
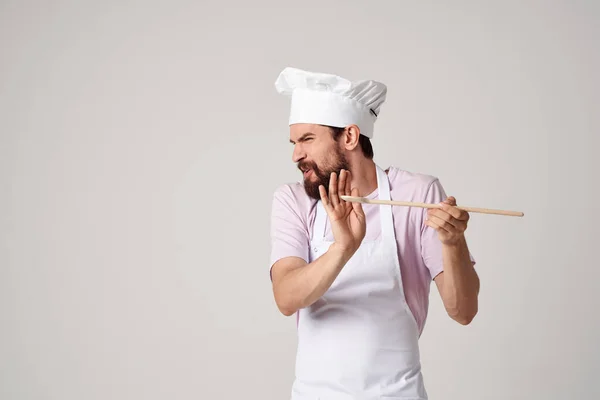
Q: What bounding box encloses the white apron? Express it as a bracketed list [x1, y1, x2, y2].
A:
[290, 165, 427, 400]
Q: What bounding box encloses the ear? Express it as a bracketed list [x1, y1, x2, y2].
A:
[341, 124, 361, 151]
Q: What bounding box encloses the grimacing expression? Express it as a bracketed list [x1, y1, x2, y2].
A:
[290, 125, 350, 200]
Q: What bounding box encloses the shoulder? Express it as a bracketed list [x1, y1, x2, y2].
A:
[271, 182, 316, 219]
[272, 181, 312, 204]
[387, 166, 444, 201]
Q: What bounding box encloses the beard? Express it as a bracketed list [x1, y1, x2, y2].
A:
[298, 148, 351, 200]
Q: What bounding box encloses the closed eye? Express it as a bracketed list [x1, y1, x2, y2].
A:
[290, 133, 315, 145]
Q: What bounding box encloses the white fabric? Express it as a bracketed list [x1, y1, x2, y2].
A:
[290, 165, 427, 400]
[274, 67, 387, 139]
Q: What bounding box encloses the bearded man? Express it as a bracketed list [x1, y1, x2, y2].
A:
[268, 67, 479, 400]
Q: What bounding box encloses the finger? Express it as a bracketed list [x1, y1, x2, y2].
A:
[344, 170, 352, 208]
[437, 203, 462, 220]
[338, 169, 346, 201]
[427, 210, 456, 229]
[424, 216, 450, 233]
[443, 196, 457, 206]
[430, 205, 463, 226]
[344, 169, 351, 196]
[319, 185, 331, 210]
[350, 187, 365, 217]
[438, 203, 470, 222]
[329, 172, 339, 207]
[341, 170, 351, 210]
[427, 213, 459, 234]
[428, 207, 454, 225]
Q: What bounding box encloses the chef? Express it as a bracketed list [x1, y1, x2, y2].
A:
[269, 67, 480, 400]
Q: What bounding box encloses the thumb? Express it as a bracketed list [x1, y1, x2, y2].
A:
[350, 187, 365, 217]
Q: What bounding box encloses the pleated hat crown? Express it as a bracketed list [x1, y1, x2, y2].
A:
[274, 67, 387, 139]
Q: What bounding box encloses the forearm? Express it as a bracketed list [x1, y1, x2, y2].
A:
[276, 243, 354, 315]
[440, 236, 480, 324]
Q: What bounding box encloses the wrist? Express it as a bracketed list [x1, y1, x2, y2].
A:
[329, 242, 357, 261]
[442, 234, 467, 249]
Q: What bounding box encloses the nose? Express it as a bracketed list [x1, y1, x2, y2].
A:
[292, 144, 305, 163]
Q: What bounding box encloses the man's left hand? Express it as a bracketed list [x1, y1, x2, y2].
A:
[425, 196, 470, 246]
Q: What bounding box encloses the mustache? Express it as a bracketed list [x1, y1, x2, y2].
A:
[298, 161, 348, 179]
[298, 161, 319, 174]
[298, 162, 334, 182]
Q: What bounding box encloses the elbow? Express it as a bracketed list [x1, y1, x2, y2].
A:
[278, 304, 297, 317]
[274, 295, 299, 317]
[446, 305, 478, 325]
[453, 312, 476, 325]
[444, 287, 480, 325]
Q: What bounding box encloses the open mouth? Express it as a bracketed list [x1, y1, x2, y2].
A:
[302, 169, 313, 178]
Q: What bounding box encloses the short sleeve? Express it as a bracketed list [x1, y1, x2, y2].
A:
[269, 185, 310, 279]
[420, 178, 476, 280]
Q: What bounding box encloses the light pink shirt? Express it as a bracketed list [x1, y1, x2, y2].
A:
[269, 166, 476, 335]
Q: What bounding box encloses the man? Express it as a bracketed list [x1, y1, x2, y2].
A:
[269, 67, 479, 400]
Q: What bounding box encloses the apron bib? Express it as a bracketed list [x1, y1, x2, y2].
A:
[290, 165, 427, 400]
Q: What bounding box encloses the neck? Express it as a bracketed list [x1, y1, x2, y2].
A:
[349, 158, 378, 197]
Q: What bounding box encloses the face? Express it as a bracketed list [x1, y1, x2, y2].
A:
[289, 124, 350, 200]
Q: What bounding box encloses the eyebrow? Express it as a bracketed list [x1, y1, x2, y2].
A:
[289, 132, 314, 144]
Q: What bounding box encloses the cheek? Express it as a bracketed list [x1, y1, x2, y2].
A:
[316, 146, 337, 165]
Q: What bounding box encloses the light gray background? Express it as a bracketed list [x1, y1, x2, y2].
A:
[1, 1, 598, 399]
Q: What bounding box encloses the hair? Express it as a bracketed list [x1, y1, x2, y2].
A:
[328, 126, 374, 159]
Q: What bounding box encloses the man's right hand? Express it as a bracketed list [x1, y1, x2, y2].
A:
[270, 169, 366, 316]
[318, 169, 366, 255]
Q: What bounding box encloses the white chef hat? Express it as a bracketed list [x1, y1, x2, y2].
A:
[274, 67, 387, 139]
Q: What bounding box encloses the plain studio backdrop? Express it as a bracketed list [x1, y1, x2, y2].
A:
[1, 1, 599, 399]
